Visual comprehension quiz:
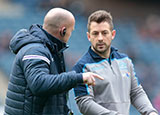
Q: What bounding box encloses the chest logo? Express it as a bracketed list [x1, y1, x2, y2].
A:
[122, 72, 130, 77]
[118, 61, 127, 70]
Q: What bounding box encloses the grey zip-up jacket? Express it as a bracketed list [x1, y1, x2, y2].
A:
[73, 47, 158, 115]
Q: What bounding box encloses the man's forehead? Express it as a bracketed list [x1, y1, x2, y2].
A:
[90, 21, 109, 25]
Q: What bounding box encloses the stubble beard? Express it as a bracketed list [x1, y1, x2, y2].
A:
[92, 43, 110, 57]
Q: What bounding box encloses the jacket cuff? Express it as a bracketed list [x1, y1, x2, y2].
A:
[76, 73, 83, 83]
[147, 110, 158, 115]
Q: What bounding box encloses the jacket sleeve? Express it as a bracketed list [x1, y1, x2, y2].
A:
[73, 63, 120, 115]
[76, 95, 119, 115]
[21, 47, 83, 96]
[129, 59, 158, 115]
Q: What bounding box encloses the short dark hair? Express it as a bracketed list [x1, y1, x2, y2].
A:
[87, 10, 114, 32]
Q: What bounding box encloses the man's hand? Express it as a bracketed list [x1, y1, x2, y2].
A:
[82, 72, 104, 86]
[149, 112, 158, 115]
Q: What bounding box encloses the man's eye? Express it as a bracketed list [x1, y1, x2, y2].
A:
[92, 32, 98, 35]
[102, 31, 108, 35]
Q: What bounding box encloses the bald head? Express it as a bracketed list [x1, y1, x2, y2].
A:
[43, 8, 75, 36]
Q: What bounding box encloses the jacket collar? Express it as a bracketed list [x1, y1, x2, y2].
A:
[41, 26, 68, 53]
[88, 46, 118, 60]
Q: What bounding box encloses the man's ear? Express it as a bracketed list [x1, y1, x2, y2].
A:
[87, 32, 91, 41]
[60, 27, 66, 37]
[112, 30, 116, 40]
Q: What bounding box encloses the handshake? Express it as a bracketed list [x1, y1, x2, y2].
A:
[82, 72, 104, 86]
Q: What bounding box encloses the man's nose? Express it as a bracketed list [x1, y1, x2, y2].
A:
[98, 33, 103, 41]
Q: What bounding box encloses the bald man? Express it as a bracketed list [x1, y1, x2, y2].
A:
[4, 8, 103, 115]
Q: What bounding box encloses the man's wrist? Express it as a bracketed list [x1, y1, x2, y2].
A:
[148, 111, 158, 115]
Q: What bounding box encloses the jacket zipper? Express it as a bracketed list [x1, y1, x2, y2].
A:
[108, 51, 116, 75]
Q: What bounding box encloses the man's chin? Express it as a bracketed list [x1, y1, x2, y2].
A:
[96, 49, 105, 54]
[93, 46, 106, 54]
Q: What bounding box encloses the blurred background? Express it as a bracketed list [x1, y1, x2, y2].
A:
[0, 0, 160, 114]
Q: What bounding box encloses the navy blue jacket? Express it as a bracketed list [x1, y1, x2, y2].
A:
[4, 24, 83, 115]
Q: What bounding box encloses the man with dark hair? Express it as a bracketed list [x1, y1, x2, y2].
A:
[73, 10, 158, 115]
[4, 8, 103, 115]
